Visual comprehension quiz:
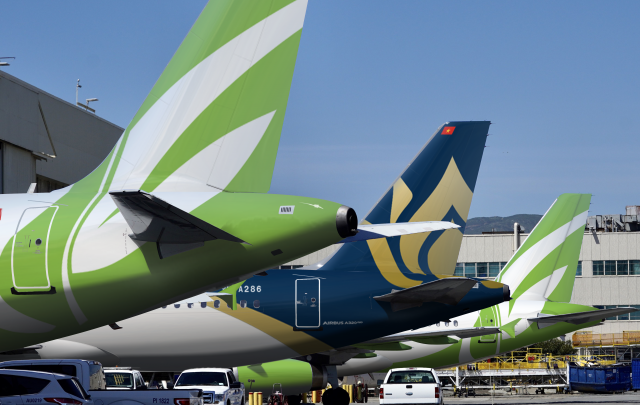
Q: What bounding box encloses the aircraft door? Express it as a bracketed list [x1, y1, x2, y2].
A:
[11, 206, 58, 294]
[478, 306, 498, 343]
[295, 278, 320, 329]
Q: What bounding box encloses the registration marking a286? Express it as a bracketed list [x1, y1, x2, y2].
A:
[238, 285, 261, 293]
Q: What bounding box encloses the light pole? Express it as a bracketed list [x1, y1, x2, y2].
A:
[75, 81, 98, 113]
[76, 79, 82, 105]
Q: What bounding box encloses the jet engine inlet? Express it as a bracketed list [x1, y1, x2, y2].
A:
[336, 206, 358, 238]
[310, 363, 328, 391]
[503, 284, 512, 301]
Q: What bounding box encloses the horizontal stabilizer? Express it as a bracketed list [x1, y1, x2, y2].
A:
[529, 307, 638, 329]
[373, 277, 478, 311]
[110, 190, 247, 259]
[340, 221, 459, 243]
[360, 327, 500, 346]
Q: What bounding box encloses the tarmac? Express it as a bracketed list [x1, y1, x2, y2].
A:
[354, 392, 640, 405]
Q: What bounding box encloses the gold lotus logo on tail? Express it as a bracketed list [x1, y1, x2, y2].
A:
[399, 157, 473, 278]
[390, 178, 413, 224]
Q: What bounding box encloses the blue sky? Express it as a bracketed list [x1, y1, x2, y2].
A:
[2, 1, 639, 218]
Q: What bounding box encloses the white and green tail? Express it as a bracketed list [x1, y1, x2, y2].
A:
[76, 0, 308, 194]
[496, 193, 591, 311]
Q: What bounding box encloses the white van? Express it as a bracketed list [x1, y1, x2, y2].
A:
[379, 368, 442, 405]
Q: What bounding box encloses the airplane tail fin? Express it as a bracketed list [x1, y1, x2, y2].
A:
[496, 194, 591, 306]
[75, 0, 308, 194]
[320, 121, 489, 284]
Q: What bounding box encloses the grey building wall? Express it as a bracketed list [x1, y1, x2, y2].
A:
[0, 71, 123, 193]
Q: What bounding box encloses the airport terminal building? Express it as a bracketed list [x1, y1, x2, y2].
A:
[0, 70, 122, 194]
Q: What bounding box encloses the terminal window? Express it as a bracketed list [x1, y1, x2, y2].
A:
[593, 260, 640, 276]
[455, 262, 507, 278]
[594, 305, 640, 320]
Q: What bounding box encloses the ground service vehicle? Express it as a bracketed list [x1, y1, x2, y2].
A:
[175, 368, 244, 405]
[104, 367, 146, 390]
[0, 360, 202, 405]
[379, 368, 442, 405]
[0, 368, 93, 405]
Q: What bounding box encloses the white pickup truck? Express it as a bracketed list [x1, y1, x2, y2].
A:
[379, 368, 442, 405]
[174, 368, 244, 405]
[0, 359, 203, 405]
[104, 367, 146, 390]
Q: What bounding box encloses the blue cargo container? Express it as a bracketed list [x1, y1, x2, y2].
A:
[632, 359, 640, 390]
[569, 365, 631, 393]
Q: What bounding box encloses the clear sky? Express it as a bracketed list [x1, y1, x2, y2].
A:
[2, 1, 639, 219]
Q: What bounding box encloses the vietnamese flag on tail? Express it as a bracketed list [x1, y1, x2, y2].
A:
[442, 126, 455, 135]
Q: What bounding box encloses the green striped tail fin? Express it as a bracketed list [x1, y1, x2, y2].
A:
[496, 194, 591, 310]
[77, 0, 308, 194]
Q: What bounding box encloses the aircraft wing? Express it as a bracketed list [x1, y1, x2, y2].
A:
[373, 277, 478, 311]
[529, 307, 638, 329]
[110, 190, 248, 259]
[340, 221, 459, 243]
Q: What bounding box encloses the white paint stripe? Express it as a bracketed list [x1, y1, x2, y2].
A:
[499, 210, 588, 292]
[153, 112, 276, 192]
[544, 265, 568, 299]
[114, 0, 307, 192]
[516, 266, 567, 301]
[62, 137, 123, 324]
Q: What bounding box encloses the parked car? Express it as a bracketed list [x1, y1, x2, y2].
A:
[0, 359, 202, 405]
[379, 367, 442, 405]
[0, 368, 93, 405]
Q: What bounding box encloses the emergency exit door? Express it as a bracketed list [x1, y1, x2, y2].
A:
[295, 278, 320, 329]
[11, 206, 58, 294]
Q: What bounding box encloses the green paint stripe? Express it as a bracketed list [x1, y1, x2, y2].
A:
[126, 0, 296, 134]
[99, 209, 120, 228]
[498, 194, 590, 282]
[139, 31, 303, 193]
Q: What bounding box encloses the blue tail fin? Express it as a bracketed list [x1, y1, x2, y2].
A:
[320, 122, 489, 286]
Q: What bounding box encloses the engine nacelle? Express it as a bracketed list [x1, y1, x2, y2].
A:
[236, 359, 327, 394]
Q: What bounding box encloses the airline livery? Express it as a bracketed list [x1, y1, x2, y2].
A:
[0, 0, 453, 353]
[21, 195, 636, 401]
[20, 121, 504, 373]
[336, 194, 636, 376]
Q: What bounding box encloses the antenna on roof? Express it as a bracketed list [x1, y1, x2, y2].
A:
[76, 79, 82, 105]
[0, 57, 15, 67]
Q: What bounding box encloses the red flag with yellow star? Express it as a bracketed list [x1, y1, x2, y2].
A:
[441, 126, 455, 135]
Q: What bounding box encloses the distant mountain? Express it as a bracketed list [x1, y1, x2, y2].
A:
[464, 214, 543, 235]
